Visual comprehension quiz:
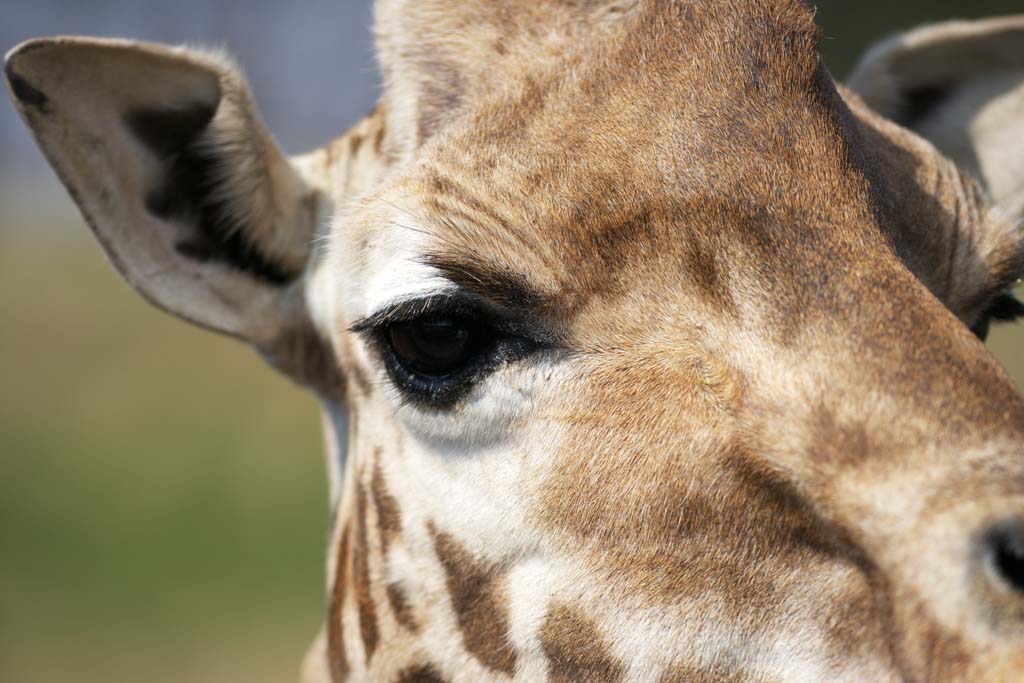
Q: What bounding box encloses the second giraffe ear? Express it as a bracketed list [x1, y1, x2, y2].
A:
[847, 15, 1024, 219]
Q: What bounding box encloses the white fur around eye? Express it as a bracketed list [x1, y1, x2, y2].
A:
[331, 193, 452, 324]
[349, 246, 454, 325]
[390, 356, 557, 451]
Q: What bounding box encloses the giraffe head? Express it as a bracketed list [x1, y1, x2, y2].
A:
[8, 2, 1024, 681]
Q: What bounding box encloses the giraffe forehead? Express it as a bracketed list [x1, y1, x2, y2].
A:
[369, 0, 868, 308]
[394, 167, 875, 350]
[388, 103, 888, 343]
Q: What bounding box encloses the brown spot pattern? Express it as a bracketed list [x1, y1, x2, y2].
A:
[396, 664, 448, 683]
[386, 581, 419, 632]
[372, 461, 402, 552]
[371, 461, 418, 631]
[354, 484, 379, 662]
[809, 404, 873, 468]
[372, 117, 387, 155]
[658, 664, 748, 683]
[540, 605, 624, 683]
[416, 60, 465, 144]
[429, 524, 517, 674]
[348, 359, 376, 399]
[327, 526, 350, 682]
[348, 128, 364, 156]
[920, 619, 972, 682]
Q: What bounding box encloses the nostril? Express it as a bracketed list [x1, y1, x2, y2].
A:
[985, 523, 1024, 595]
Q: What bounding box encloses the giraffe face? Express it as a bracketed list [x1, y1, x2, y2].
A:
[8, 1, 1024, 681]
[313, 2, 1024, 680]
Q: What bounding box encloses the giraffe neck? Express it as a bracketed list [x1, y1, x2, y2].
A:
[324, 444, 525, 683]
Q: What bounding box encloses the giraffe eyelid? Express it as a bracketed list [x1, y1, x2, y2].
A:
[350, 291, 540, 341]
[351, 292, 547, 409]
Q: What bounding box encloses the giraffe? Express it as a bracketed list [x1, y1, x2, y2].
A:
[7, 1, 1024, 681]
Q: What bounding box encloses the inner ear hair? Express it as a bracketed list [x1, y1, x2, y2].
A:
[125, 101, 300, 285]
[116, 46, 317, 286]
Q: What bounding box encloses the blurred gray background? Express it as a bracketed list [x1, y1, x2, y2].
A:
[1, 0, 379, 219]
[5, 1, 1023, 222]
[1, 2, 1022, 683]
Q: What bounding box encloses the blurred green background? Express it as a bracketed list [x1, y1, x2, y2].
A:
[1, 2, 1022, 682]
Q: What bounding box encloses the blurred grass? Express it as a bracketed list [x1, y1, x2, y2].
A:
[990, 306, 1024, 385]
[0, 223, 327, 683]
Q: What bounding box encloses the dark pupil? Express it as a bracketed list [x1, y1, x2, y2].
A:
[388, 318, 474, 376]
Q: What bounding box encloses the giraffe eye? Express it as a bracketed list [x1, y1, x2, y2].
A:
[381, 312, 501, 405]
[386, 316, 487, 378]
[352, 294, 541, 407]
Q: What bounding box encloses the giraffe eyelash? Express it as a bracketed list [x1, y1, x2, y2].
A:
[350, 293, 479, 334]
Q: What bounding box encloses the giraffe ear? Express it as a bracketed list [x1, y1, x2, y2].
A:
[848, 15, 1024, 218]
[4, 37, 326, 347]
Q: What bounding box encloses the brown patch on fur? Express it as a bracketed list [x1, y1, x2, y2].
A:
[425, 170, 513, 234]
[348, 357, 376, 399]
[416, 61, 466, 145]
[323, 134, 341, 170]
[348, 129, 365, 157]
[372, 460, 402, 551]
[821, 575, 892, 668]
[889, 603, 973, 681]
[339, 331, 375, 400]
[922, 626, 972, 682]
[658, 664, 747, 683]
[428, 523, 516, 673]
[723, 453, 872, 572]
[540, 604, 624, 683]
[472, 72, 553, 150]
[354, 484, 380, 662]
[327, 526, 351, 682]
[809, 404, 873, 468]
[372, 117, 387, 156]
[580, 209, 651, 286]
[386, 581, 419, 632]
[396, 664, 448, 683]
[370, 461, 419, 631]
